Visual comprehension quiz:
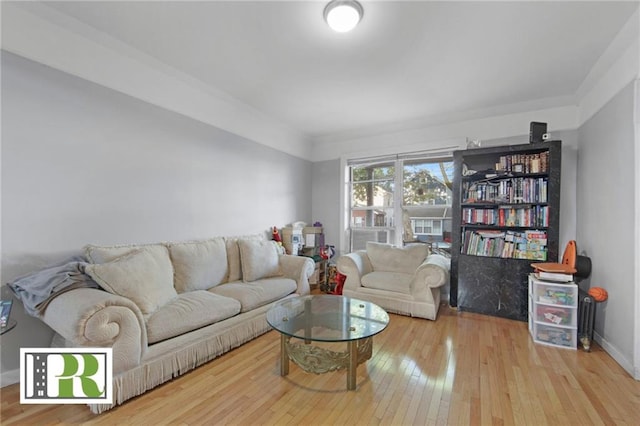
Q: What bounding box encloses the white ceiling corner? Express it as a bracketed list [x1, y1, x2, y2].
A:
[2, 1, 638, 161]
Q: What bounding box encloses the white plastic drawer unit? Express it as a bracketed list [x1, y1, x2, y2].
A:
[533, 323, 577, 348]
[528, 275, 578, 350]
[534, 281, 577, 306]
[535, 303, 577, 327]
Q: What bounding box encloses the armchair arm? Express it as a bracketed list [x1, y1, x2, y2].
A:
[336, 251, 372, 292]
[42, 288, 147, 374]
[279, 255, 315, 295]
[411, 254, 451, 300]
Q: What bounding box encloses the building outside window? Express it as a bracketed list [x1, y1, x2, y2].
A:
[413, 218, 442, 235]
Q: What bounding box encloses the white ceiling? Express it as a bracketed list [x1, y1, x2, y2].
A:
[13, 1, 640, 142]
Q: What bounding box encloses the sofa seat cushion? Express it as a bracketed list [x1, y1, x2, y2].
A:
[361, 271, 413, 295]
[167, 238, 228, 293]
[146, 291, 241, 344]
[366, 242, 428, 274]
[84, 247, 177, 316]
[209, 278, 296, 312]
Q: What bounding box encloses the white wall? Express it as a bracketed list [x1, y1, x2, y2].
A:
[0, 52, 312, 383]
[577, 81, 636, 376]
[311, 106, 579, 162]
[311, 159, 342, 256]
[1, 2, 313, 161]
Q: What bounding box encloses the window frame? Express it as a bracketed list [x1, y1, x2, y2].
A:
[343, 151, 454, 253]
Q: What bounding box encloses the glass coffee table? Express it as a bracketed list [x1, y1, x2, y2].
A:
[266, 295, 389, 390]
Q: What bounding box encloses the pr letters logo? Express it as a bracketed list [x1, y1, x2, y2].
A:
[20, 348, 112, 404]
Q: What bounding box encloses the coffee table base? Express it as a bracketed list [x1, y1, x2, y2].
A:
[280, 335, 373, 390]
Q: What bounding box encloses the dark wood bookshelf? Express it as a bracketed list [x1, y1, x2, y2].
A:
[450, 141, 561, 321]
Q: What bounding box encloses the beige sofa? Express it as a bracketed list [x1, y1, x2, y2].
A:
[336, 242, 450, 320]
[40, 235, 314, 413]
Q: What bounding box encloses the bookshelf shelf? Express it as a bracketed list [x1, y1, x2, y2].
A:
[461, 225, 549, 230]
[450, 141, 562, 321]
[461, 204, 549, 210]
[462, 172, 549, 181]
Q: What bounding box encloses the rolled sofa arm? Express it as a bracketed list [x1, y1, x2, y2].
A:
[412, 254, 451, 299]
[336, 250, 372, 292]
[279, 255, 315, 295]
[42, 288, 147, 374]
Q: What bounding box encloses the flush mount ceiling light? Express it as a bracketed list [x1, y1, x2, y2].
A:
[324, 0, 363, 33]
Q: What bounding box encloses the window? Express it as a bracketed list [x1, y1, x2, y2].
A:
[412, 218, 442, 235]
[349, 161, 396, 250]
[346, 153, 453, 251]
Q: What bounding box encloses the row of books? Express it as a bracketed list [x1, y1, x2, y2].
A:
[462, 205, 549, 227]
[462, 178, 548, 204]
[495, 151, 549, 174]
[461, 229, 547, 260]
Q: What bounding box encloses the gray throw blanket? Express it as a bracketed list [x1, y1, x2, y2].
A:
[7, 255, 102, 318]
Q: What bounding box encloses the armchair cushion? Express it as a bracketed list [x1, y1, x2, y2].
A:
[361, 271, 412, 294]
[366, 242, 428, 273]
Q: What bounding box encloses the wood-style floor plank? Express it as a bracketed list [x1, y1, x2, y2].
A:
[2, 305, 640, 425]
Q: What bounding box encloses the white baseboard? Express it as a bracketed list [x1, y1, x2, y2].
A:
[594, 332, 639, 380]
[1, 369, 20, 388]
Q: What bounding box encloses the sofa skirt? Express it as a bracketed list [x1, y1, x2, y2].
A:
[82, 301, 282, 413]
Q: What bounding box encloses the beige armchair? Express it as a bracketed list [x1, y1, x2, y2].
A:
[336, 242, 450, 320]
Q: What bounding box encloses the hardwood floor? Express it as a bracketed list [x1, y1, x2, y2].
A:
[2, 306, 639, 425]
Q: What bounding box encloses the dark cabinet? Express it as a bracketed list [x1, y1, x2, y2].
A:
[450, 141, 562, 321]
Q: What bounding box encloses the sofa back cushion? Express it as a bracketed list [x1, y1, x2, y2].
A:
[167, 238, 228, 293]
[224, 234, 264, 282]
[238, 239, 281, 282]
[84, 247, 177, 316]
[366, 242, 428, 274]
[85, 242, 167, 264]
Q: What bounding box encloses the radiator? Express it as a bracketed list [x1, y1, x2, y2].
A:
[578, 289, 596, 351]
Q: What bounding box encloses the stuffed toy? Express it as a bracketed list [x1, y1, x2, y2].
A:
[272, 226, 282, 243]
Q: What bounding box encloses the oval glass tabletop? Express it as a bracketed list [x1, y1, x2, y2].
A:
[266, 295, 389, 342]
